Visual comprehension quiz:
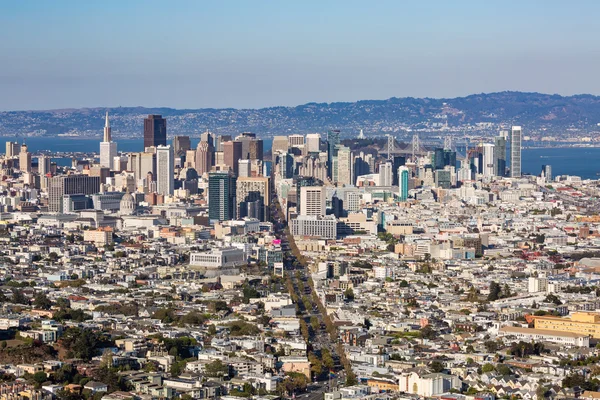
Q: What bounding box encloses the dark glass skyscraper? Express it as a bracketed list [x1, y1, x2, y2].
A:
[208, 171, 236, 221]
[143, 115, 167, 149]
[327, 130, 340, 179]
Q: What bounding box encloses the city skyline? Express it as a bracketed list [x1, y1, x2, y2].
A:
[2, 1, 600, 110]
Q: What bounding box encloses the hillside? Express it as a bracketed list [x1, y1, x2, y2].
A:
[1, 92, 599, 137]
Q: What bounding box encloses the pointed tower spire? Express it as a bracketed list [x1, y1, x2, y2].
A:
[103, 111, 112, 142]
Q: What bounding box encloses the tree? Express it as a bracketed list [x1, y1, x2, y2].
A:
[481, 363, 495, 373]
[544, 294, 562, 305]
[420, 325, 436, 340]
[33, 292, 52, 310]
[344, 288, 355, 301]
[205, 360, 229, 377]
[430, 361, 444, 373]
[11, 288, 28, 305]
[30, 371, 48, 388]
[496, 364, 512, 376]
[488, 281, 501, 301]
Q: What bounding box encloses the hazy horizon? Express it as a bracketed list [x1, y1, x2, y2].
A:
[2, 1, 600, 111]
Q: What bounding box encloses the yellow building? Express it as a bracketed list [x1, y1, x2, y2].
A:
[534, 312, 600, 339]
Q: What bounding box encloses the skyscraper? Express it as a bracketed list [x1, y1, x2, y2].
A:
[156, 145, 174, 196]
[336, 145, 353, 186]
[209, 171, 236, 221]
[327, 130, 340, 179]
[510, 126, 522, 178]
[305, 133, 321, 153]
[288, 134, 305, 148]
[271, 136, 289, 161]
[143, 115, 167, 149]
[38, 155, 51, 189]
[378, 161, 393, 186]
[493, 135, 507, 177]
[195, 141, 213, 176]
[48, 175, 100, 212]
[223, 141, 243, 176]
[100, 112, 117, 169]
[5, 142, 19, 158]
[238, 159, 251, 178]
[236, 176, 271, 221]
[482, 143, 495, 178]
[173, 135, 191, 156]
[398, 166, 409, 201]
[300, 185, 326, 217]
[19, 144, 31, 173]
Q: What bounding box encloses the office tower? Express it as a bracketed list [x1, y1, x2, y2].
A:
[271, 136, 289, 161]
[276, 151, 295, 179]
[296, 176, 322, 213]
[5, 141, 19, 158]
[48, 175, 101, 212]
[510, 126, 522, 177]
[378, 161, 393, 186]
[542, 164, 552, 181]
[235, 132, 254, 159]
[100, 111, 117, 169]
[201, 131, 216, 147]
[327, 130, 340, 179]
[173, 135, 191, 155]
[392, 155, 406, 186]
[140, 152, 156, 182]
[38, 155, 51, 189]
[300, 185, 326, 217]
[248, 139, 263, 161]
[143, 114, 167, 149]
[434, 170, 452, 189]
[215, 135, 232, 152]
[482, 143, 495, 177]
[288, 134, 305, 148]
[238, 159, 251, 178]
[433, 148, 456, 171]
[236, 176, 271, 221]
[38, 155, 51, 177]
[195, 141, 213, 175]
[223, 141, 243, 176]
[398, 166, 410, 201]
[184, 150, 196, 168]
[209, 171, 236, 221]
[306, 133, 321, 153]
[493, 135, 507, 177]
[19, 144, 31, 172]
[336, 145, 353, 186]
[156, 145, 174, 196]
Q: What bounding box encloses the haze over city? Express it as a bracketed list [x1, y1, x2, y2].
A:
[2, 1, 600, 110]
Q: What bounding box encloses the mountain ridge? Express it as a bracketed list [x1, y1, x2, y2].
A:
[2, 91, 600, 137]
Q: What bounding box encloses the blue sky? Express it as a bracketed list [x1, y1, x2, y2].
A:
[1, 0, 599, 110]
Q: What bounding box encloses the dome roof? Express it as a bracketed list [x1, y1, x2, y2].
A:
[120, 192, 136, 215]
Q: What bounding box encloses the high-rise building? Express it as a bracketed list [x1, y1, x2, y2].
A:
[143, 115, 167, 149]
[288, 134, 305, 148]
[271, 136, 289, 161]
[209, 171, 236, 221]
[378, 161, 393, 186]
[248, 139, 263, 161]
[392, 155, 406, 186]
[510, 126, 522, 178]
[542, 164, 552, 181]
[482, 143, 495, 178]
[276, 151, 295, 179]
[300, 185, 326, 217]
[223, 141, 243, 176]
[48, 175, 100, 212]
[327, 130, 340, 179]
[336, 145, 353, 186]
[238, 159, 251, 178]
[195, 141, 213, 176]
[173, 136, 191, 156]
[236, 176, 271, 221]
[306, 133, 321, 153]
[100, 111, 117, 169]
[398, 166, 410, 201]
[493, 135, 507, 177]
[156, 145, 174, 196]
[5, 141, 19, 158]
[38, 155, 51, 189]
[19, 144, 31, 173]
